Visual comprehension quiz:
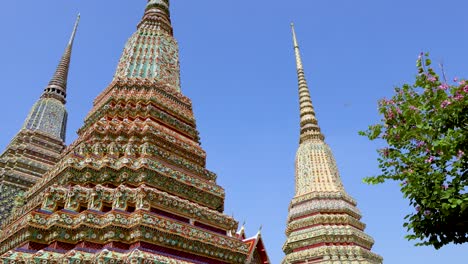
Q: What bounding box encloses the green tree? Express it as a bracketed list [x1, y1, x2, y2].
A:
[361, 53, 468, 249]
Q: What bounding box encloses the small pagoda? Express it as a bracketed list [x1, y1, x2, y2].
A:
[282, 24, 383, 264]
[0, 1, 269, 263]
[0, 15, 80, 227]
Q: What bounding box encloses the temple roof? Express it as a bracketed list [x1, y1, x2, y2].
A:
[243, 229, 271, 264]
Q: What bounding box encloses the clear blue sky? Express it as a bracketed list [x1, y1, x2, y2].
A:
[0, 0, 466, 263]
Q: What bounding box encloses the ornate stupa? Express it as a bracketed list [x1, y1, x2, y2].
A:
[0, 1, 270, 263]
[282, 24, 383, 264]
[0, 15, 80, 227]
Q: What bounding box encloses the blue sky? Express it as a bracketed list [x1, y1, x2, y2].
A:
[0, 0, 467, 263]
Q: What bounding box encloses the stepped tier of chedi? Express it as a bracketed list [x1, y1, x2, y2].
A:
[282, 24, 383, 264]
[0, 1, 270, 263]
[0, 15, 80, 227]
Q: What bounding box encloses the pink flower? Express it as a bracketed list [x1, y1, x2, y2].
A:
[459, 80, 466, 85]
[438, 83, 450, 90]
[457, 150, 464, 159]
[428, 76, 437, 82]
[379, 98, 396, 107]
[416, 141, 425, 148]
[454, 77, 459, 82]
[441, 100, 451, 108]
[463, 86, 468, 93]
[454, 94, 464, 101]
[425, 156, 435, 163]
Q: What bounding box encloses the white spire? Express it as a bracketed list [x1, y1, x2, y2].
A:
[68, 13, 80, 46]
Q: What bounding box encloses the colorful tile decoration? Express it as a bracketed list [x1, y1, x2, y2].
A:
[281, 24, 383, 264]
[0, 1, 269, 263]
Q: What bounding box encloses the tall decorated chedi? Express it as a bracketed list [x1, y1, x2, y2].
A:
[0, 1, 270, 263]
[282, 24, 383, 264]
[0, 15, 80, 227]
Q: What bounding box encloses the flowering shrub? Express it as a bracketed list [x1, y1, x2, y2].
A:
[360, 53, 467, 248]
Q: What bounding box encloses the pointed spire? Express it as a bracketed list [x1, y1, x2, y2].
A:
[138, 0, 173, 35]
[291, 23, 303, 70]
[41, 14, 80, 104]
[236, 222, 246, 239]
[290, 23, 324, 143]
[68, 13, 80, 46]
[257, 225, 263, 236]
